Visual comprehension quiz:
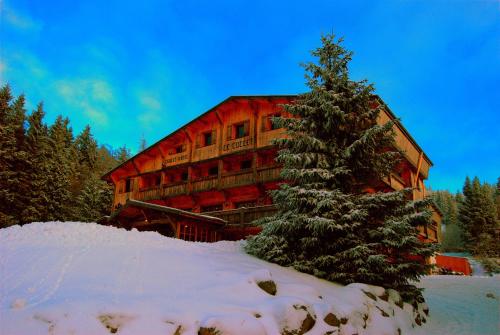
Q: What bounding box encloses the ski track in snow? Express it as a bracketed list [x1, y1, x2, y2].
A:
[1, 222, 498, 335]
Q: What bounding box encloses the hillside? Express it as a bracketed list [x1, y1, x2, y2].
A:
[0, 222, 496, 334]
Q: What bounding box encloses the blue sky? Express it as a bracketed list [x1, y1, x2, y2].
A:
[1, 0, 499, 192]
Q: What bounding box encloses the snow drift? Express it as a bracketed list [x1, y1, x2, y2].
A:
[0, 222, 428, 334]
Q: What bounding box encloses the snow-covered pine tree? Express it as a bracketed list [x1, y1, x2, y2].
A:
[22, 103, 52, 223]
[245, 34, 436, 302]
[47, 116, 77, 221]
[0, 85, 18, 227]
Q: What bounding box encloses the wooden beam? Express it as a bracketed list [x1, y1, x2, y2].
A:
[215, 111, 224, 156]
[215, 110, 223, 125]
[414, 151, 423, 189]
[131, 159, 141, 174]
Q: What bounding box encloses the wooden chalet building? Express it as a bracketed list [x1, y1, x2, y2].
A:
[102, 95, 441, 243]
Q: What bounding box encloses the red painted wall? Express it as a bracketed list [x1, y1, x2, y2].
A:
[435, 255, 472, 275]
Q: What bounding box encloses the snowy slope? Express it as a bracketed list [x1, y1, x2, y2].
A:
[418, 276, 499, 335]
[0, 222, 442, 334]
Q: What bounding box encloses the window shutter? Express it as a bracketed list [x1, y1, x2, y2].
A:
[182, 144, 187, 152]
[226, 125, 232, 141]
[212, 130, 217, 145]
[195, 134, 201, 148]
[243, 120, 250, 136]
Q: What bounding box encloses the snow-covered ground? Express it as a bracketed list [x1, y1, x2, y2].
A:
[418, 276, 499, 335]
[0, 222, 497, 335]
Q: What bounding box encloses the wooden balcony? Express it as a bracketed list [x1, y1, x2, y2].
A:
[192, 176, 218, 193]
[133, 187, 161, 201]
[257, 165, 281, 183]
[122, 165, 283, 205]
[220, 169, 254, 188]
[162, 182, 188, 197]
[132, 182, 188, 202]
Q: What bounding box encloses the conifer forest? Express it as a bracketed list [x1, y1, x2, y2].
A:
[0, 85, 131, 227]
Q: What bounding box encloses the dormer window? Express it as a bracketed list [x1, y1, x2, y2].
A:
[176, 145, 185, 154]
[196, 130, 217, 148]
[204, 132, 213, 146]
[227, 120, 250, 140]
[236, 123, 246, 138]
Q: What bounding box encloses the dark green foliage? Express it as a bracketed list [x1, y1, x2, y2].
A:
[458, 176, 499, 257]
[0, 85, 130, 228]
[432, 190, 464, 252]
[245, 34, 436, 302]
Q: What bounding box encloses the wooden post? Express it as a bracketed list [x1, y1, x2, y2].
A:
[252, 151, 258, 181]
[217, 159, 223, 189]
[187, 166, 193, 194]
[215, 111, 224, 156]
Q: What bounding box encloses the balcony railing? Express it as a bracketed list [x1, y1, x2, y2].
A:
[126, 165, 283, 203]
[257, 165, 281, 183]
[220, 169, 254, 188]
[133, 187, 161, 201]
[162, 182, 188, 197]
[192, 176, 218, 193]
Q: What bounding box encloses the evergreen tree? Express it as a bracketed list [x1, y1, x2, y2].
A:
[139, 134, 147, 152]
[496, 178, 500, 221]
[75, 125, 98, 174]
[46, 116, 77, 221]
[245, 34, 436, 302]
[76, 174, 113, 222]
[114, 146, 131, 164]
[432, 190, 463, 251]
[0, 85, 18, 227]
[22, 103, 52, 223]
[458, 176, 499, 256]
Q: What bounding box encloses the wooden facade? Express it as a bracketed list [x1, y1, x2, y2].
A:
[102, 95, 441, 242]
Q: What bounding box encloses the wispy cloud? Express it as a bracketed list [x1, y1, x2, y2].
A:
[2, 3, 42, 32]
[55, 78, 115, 126]
[136, 92, 162, 129]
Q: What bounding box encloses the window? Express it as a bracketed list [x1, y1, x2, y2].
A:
[176, 145, 185, 154]
[262, 113, 281, 131]
[204, 132, 213, 146]
[240, 160, 252, 170]
[181, 172, 189, 181]
[125, 178, 132, 193]
[198, 130, 216, 147]
[236, 123, 246, 138]
[228, 121, 249, 140]
[208, 166, 218, 176]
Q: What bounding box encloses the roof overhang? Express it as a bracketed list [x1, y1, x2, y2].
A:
[108, 199, 226, 225]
